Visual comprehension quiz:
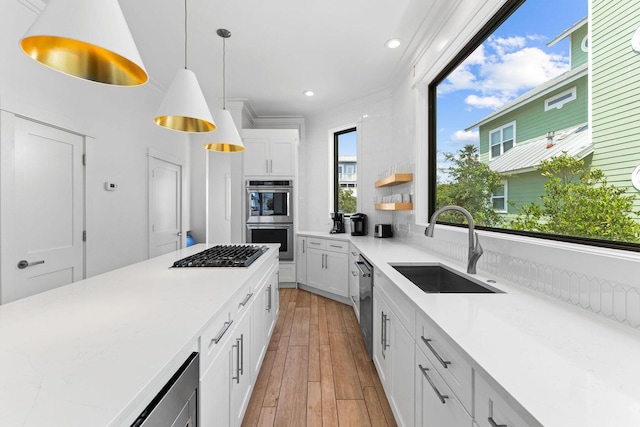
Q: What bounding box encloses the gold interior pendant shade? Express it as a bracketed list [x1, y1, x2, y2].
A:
[20, 0, 147, 86]
[204, 29, 245, 151]
[154, 0, 215, 133]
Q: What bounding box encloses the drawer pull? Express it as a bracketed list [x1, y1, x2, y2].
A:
[329, 244, 343, 249]
[421, 336, 451, 368]
[351, 270, 358, 277]
[239, 292, 253, 307]
[488, 417, 507, 427]
[266, 285, 272, 312]
[419, 364, 449, 404]
[211, 320, 233, 344]
[309, 241, 321, 246]
[351, 251, 357, 256]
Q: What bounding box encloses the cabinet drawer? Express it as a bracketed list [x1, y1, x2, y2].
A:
[199, 308, 234, 375]
[374, 270, 415, 332]
[307, 237, 326, 250]
[325, 240, 348, 254]
[416, 309, 472, 414]
[475, 373, 539, 427]
[234, 283, 256, 317]
[415, 346, 473, 427]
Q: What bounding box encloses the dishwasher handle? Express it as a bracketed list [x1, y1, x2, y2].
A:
[354, 261, 371, 277]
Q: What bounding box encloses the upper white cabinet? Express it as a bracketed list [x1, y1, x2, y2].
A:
[242, 129, 298, 177]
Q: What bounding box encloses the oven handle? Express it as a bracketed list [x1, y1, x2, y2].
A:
[354, 261, 371, 277]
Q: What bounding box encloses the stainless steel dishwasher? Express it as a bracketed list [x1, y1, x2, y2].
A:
[355, 255, 373, 359]
[131, 352, 199, 427]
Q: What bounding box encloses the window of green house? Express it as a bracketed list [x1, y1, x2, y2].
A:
[429, 0, 640, 251]
[490, 123, 515, 158]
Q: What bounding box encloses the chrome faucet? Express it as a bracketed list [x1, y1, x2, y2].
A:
[425, 205, 483, 274]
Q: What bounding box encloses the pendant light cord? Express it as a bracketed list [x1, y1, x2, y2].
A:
[222, 36, 226, 110]
[184, 0, 188, 69]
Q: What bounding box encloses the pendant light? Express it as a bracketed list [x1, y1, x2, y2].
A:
[204, 29, 245, 152]
[20, 0, 147, 86]
[154, 0, 215, 133]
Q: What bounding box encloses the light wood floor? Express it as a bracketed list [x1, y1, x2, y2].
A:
[242, 288, 397, 427]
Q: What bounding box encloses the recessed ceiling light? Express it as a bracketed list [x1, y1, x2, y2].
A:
[385, 38, 401, 49]
[303, 90, 314, 97]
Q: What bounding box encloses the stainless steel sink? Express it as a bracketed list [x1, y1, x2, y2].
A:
[389, 264, 502, 293]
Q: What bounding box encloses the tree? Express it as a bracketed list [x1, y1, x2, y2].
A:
[510, 153, 640, 242]
[338, 187, 357, 214]
[437, 144, 505, 227]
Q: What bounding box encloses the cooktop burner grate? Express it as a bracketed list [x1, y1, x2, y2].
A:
[171, 245, 268, 268]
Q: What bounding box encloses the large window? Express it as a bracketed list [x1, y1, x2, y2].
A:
[334, 128, 357, 215]
[429, 0, 640, 250]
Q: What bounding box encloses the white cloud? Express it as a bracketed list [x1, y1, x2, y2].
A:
[451, 129, 479, 143]
[440, 34, 571, 110]
[465, 95, 505, 109]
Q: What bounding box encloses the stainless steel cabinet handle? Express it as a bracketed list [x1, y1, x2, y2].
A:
[381, 312, 390, 358]
[232, 339, 240, 384]
[419, 364, 449, 404]
[239, 292, 253, 307]
[488, 417, 507, 427]
[176, 231, 182, 236]
[211, 320, 234, 344]
[17, 260, 44, 269]
[239, 334, 244, 376]
[351, 270, 358, 277]
[351, 251, 357, 256]
[266, 160, 269, 173]
[325, 254, 329, 268]
[329, 244, 342, 249]
[303, 240, 306, 253]
[267, 285, 272, 312]
[351, 295, 357, 304]
[421, 336, 451, 368]
[270, 159, 273, 173]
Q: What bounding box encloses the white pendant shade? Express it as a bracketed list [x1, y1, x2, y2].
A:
[154, 68, 216, 133]
[204, 109, 245, 152]
[20, 0, 147, 86]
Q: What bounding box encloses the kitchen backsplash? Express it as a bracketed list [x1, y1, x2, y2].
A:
[401, 227, 640, 330]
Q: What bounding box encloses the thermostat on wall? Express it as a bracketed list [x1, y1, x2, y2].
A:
[104, 182, 118, 191]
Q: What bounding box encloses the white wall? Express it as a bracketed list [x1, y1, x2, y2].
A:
[1, 1, 191, 277]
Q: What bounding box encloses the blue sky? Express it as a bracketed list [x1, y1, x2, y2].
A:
[338, 130, 357, 156]
[437, 0, 588, 168]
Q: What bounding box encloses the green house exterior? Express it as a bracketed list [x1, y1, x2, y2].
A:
[591, 0, 640, 217]
[470, 18, 590, 217]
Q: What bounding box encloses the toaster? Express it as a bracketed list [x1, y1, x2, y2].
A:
[374, 224, 393, 238]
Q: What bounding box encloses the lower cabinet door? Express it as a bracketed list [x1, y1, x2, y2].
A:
[324, 250, 348, 297]
[199, 332, 233, 427]
[389, 316, 414, 427]
[231, 310, 253, 427]
[415, 347, 473, 427]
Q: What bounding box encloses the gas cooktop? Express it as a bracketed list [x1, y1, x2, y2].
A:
[171, 245, 268, 268]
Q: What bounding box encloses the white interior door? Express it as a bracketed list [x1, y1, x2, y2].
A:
[0, 113, 85, 304]
[149, 156, 182, 258]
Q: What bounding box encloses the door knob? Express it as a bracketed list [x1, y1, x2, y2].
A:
[17, 260, 45, 269]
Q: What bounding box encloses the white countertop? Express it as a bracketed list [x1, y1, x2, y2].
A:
[300, 232, 640, 426]
[0, 244, 279, 427]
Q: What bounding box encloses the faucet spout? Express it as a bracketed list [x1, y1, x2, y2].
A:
[425, 205, 483, 274]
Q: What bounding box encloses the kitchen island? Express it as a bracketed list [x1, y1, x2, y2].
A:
[0, 244, 279, 426]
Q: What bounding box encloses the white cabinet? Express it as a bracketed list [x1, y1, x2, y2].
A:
[242, 129, 298, 177]
[199, 306, 252, 427]
[415, 346, 473, 427]
[372, 284, 415, 427]
[296, 235, 307, 285]
[199, 257, 278, 427]
[475, 373, 539, 427]
[305, 237, 349, 298]
[251, 265, 278, 380]
[348, 245, 360, 319]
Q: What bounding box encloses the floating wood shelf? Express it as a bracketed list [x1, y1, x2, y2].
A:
[374, 173, 413, 188]
[374, 202, 414, 211]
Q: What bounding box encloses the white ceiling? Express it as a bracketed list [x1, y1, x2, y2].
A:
[112, 0, 445, 118]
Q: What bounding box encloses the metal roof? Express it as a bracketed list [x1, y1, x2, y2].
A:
[488, 123, 592, 174]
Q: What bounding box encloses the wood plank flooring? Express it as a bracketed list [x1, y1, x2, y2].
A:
[242, 288, 397, 427]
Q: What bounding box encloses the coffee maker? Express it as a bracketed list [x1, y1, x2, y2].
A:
[330, 212, 345, 234]
[350, 213, 368, 236]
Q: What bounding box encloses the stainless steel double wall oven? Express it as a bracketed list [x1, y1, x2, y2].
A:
[245, 180, 294, 260]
